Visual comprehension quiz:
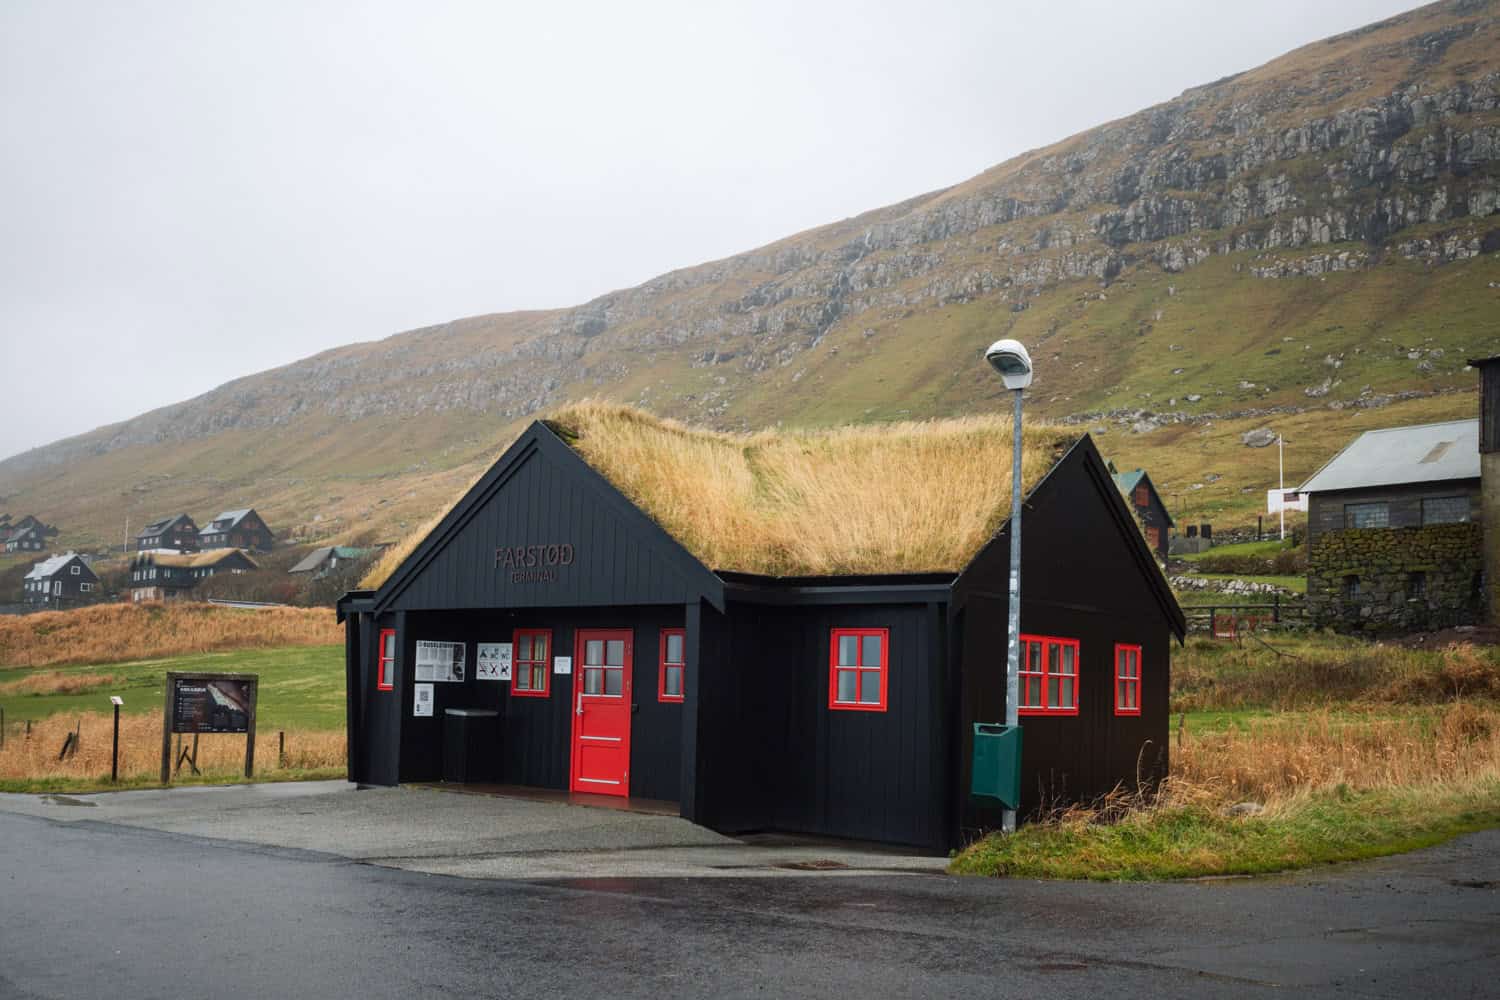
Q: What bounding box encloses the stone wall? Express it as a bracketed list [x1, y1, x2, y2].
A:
[1307, 522, 1484, 633]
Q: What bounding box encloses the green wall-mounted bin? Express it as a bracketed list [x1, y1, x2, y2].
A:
[970, 723, 1022, 808]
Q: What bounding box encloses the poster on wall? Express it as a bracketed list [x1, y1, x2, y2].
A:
[476, 642, 512, 681]
[553, 656, 572, 675]
[414, 640, 466, 683]
[413, 683, 434, 717]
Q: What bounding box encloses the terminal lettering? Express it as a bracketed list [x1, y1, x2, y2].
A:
[495, 543, 575, 582]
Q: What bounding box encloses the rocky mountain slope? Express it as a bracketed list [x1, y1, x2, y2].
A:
[3, 0, 1499, 549]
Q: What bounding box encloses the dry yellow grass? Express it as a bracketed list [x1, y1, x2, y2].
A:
[0, 602, 341, 670]
[0, 671, 121, 697]
[363, 401, 1079, 586]
[0, 710, 345, 783]
[1170, 703, 1500, 809]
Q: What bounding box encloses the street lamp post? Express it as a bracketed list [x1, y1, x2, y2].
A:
[984, 338, 1033, 835]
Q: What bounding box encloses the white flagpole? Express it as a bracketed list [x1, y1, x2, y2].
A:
[1278, 434, 1285, 542]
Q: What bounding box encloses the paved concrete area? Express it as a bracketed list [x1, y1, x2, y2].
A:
[0, 803, 1496, 999]
[0, 780, 949, 877]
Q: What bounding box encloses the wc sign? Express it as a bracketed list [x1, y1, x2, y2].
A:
[477, 642, 512, 681]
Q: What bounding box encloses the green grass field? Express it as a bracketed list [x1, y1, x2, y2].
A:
[0, 645, 345, 732]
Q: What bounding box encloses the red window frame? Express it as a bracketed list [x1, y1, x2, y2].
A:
[1114, 643, 1142, 717]
[828, 627, 889, 712]
[659, 628, 685, 703]
[511, 628, 552, 698]
[376, 628, 396, 692]
[1018, 634, 1080, 716]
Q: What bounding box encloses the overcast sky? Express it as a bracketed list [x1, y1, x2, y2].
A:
[0, 0, 1420, 461]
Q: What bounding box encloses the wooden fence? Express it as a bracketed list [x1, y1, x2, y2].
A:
[1183, 596, 1308, 637]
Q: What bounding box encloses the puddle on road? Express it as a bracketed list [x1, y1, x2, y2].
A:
[39, 795, 96, 808]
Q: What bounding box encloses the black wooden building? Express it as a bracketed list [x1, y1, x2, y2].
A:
[339, 408, 1184, 850]
[23, 552, 100, 607]
[198, 508, 274, 552]
[1108, 464, 1174, 562]
[134, 513, 200, 552]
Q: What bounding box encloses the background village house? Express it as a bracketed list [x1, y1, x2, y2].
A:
[1300, 417, 1482, 632]
[198, 508, 274, 552]
[129, 548, 259, 603]
[289, 545, 377, 580]
[1108, 464, 1173, 562]
[133, 513, 200, 552]
[22, 552, 99, 607]
[1, 515, 57, 553]
[338, 405, 1183, 851]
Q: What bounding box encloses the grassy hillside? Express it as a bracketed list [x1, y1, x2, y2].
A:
[1, 0, 1497, 553]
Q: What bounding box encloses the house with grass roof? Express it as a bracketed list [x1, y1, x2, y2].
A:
[129, 548, 259, 603]
[338, 404, 1184, 850]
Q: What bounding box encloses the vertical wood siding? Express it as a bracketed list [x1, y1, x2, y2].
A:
[385, 442, 711, 612]
[954, 446, 1174, 837]
[389, 606, 684, 800]
[696, 601, 947, 850]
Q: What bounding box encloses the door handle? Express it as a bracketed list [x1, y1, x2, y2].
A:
[576, 692, 583, 716]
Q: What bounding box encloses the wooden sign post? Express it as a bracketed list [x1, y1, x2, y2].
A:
[160, 672, 259, 785]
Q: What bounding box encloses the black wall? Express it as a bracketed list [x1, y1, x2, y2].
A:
[694, 599, 948, 850]
[382, 433, 716, 613]
[382, 605, 685, 801]
[954, 444, 1174, 840]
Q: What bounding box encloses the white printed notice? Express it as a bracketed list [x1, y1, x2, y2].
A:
[413, 683, 434, 717]
[414, 640, 466, 683]
[476, 642, 512, 681]
[553, 656, 572, 675]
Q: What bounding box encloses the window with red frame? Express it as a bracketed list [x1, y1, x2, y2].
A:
[1114, 644, 1141, 716]
[828, 628, 888, 711]
[376, 628, 396, 691]
[659, 628, 685, 702]
[1018, 634, 1080, 715]
[512, 629, 551, 697]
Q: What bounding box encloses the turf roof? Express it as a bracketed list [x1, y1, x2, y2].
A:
[361, 402, 1080, 587]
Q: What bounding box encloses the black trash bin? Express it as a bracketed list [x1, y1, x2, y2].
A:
[443, 708, 500, 783]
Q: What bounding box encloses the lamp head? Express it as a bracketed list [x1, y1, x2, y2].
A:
[984, 339, 1033, 390]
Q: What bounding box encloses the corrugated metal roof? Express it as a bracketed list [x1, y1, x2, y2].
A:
[200, 509, 252, 533]
[288, 547, 334, 573]
[1299, 419, 1479, 494]
[25, 552, 78, 580]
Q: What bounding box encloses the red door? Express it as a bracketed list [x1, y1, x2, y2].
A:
[570, 629, 633, 796]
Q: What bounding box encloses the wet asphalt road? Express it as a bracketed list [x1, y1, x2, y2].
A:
[2, 810, 1498, 999]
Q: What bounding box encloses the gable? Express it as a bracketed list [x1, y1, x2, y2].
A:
[375, 424, 723, 613]
[955, 437, 1184, 639]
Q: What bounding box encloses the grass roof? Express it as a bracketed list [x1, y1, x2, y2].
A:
[361, 402, 1080, 588]
[142, 549, 259, 570]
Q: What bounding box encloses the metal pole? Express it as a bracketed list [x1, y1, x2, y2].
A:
[111, 703, 120, 782]
[1003, 387, 1024, 835]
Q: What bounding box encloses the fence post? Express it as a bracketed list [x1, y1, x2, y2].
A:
[279, 731, 285, 769]
[1, 706, 5, 750]
[1274, 593, 1280, 624]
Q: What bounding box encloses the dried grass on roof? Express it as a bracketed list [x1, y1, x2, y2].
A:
[141, 549, 259, 570]
[361, 402, 1078, 588]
